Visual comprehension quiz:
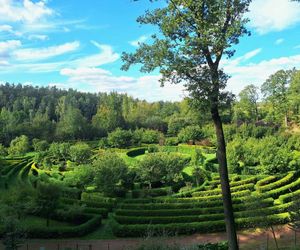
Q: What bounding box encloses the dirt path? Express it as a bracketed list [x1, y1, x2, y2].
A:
[1, 225, 298, 250]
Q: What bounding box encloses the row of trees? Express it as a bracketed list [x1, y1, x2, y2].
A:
[233, 69, 300, 126]
[2, 69, 300, 148]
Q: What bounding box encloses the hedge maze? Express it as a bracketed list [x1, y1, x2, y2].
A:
[1, 154, 300, 239]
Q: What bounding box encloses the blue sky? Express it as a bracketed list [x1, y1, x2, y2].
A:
[0, 0, 300, 101]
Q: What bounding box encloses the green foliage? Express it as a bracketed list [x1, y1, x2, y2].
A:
[32, 139, 49, 152]
[8, 135, 30, 156]
[167, 116, 190, 136]
[64, 165, 94, 189]
[108, 128, 133, 148]
[93, 153, 129, 196]
[69, 142, 92, 164]
[138, 152, 189, 188]
[34, 182, 61, 227]
[178, 126, 204, 144]
[48, 142, 71, 161]
[142, 129, 162, 144]
[0, 143, 8, 157]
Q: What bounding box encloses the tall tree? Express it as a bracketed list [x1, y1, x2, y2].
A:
[261, 69, 293, 127]
[122, 1, 251, 248]
[234, 84, 259, 122]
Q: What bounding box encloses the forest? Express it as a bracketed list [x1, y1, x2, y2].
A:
[1, 0, 300, 250]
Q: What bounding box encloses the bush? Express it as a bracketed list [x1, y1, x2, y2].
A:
[138, 152, 189, 188]
[108, 128, 133, 148]
[32, 139, 49, 152]
[69, 143, 92, 164]
[178, 126, 205, 144]
[164, 137, 179, 146]
[8, 135, 30, 156]
[93, 152, 129, 196]
[0, 143, 7, 157]
[142, 129, 162, 144]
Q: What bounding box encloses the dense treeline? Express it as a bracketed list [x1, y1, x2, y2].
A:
[0, 68, 300, 149]
[0, 83, 202, 145]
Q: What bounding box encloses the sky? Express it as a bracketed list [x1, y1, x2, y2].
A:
[0, 0, 300, 102]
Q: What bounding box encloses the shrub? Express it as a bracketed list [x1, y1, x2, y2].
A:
[32, 139, 49, 152]
[0, 144, 7, 157]
[178, 126, 204, 144]
[8, 135, 30, 156]
[93, 153, 129, 196]
[164, 137, 179, 146]
[69, 143, 92, 164]
[107, 128, 133, 148]
[138, 152, 189, 188]
[142, 129, 162, 144]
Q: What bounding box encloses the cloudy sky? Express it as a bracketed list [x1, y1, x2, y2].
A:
[0, 0, 300, 101]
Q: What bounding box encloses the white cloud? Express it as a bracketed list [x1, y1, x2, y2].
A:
[0, 0, 53, 24]
[222, 52, 300, 95]
[275, 38, 284, 45]
[28, 34, 48, 41]
[129, 35, 148, 47]
[60, 67, 185, 101]
[248, 0, 300, 34]
[73, 41, 119, 67]
[13, 41, 80, 61]
[0, 40, 21, 53]
[0, 24, 13, 32]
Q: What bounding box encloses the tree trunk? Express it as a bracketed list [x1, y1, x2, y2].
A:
[211, 105, 239, 250]
[270, 226, 279, 250]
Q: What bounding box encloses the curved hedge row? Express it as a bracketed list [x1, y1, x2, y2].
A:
[112, 213, 290, 237]
[257, 172, 298, 193]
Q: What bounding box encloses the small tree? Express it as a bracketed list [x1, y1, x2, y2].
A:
[93, 153, 129, 196]
[8, 135, 30, 156]
[34, 182, 61, 227]
[178, 125, 204, 144]
[69, 143, 92, 164]
[32, 139, 49, 152]
[107, 128, 133, 148]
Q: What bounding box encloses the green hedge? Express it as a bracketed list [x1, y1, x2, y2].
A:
[112, 213, 290, 237]
[229, 177, 257, 187]
[278, 189, 300, 204]
[257, 172, 297, 193]
[262, 177, 300, 199]
[114, 203, 289, 225]
[126, 148, 146, 157]
[132, 187, 172, 198]
[117, 197, 274, 210]
[61, 198, 109, 218]
[25, 214, 101, 238]
[255, 176, 278, 189]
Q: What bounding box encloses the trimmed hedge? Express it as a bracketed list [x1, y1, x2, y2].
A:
[192, 184, 254, 197]
[262, 177, 300, 199]
[112, 213, 290, 237]
[114, 203, 290, 225]
[117, 197, 274, 210]
[257, 172, 297, 193]
[278, 189, 300, 204]
[132, 187, 172, 198]
[25, 214, 101, 238]
[255, 176, 278, 189]
[126, 148, 146, 157]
